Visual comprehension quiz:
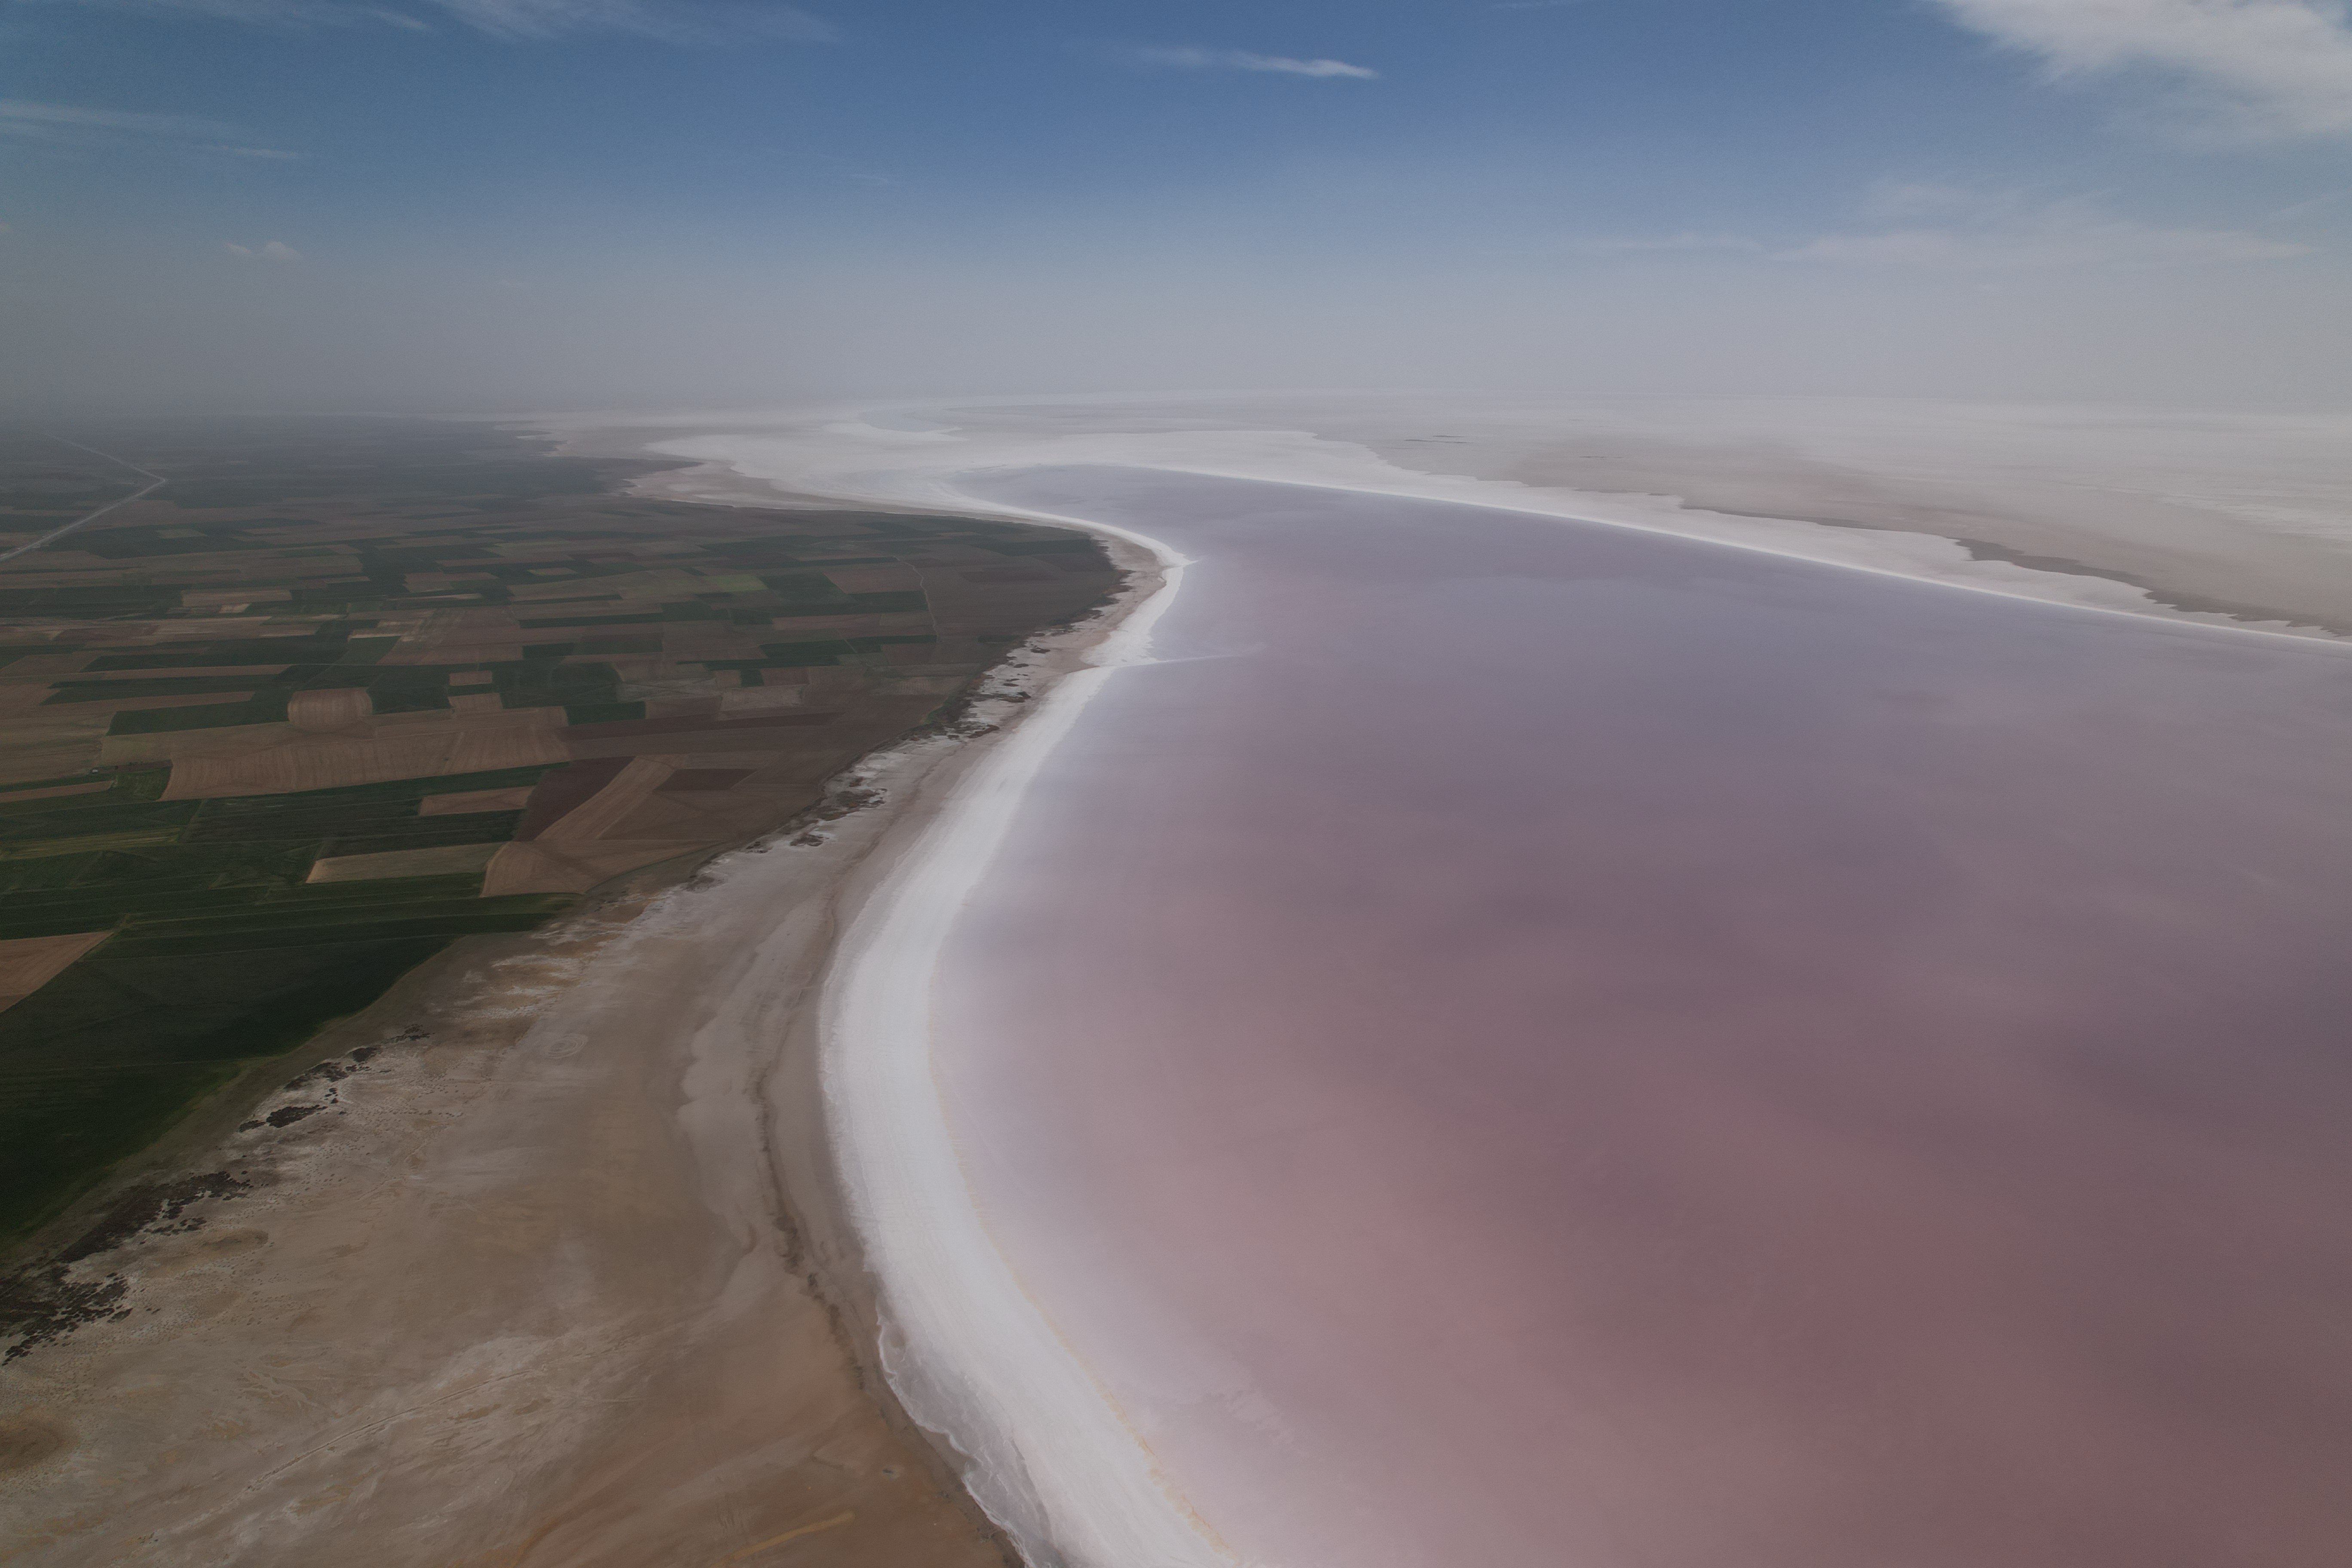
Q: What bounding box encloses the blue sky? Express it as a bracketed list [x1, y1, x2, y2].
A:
[6, 0, 2351, 410]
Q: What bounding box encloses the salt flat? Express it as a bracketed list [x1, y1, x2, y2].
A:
[928, 466, 2352, 1568]
[653, 400, 2352, 1568]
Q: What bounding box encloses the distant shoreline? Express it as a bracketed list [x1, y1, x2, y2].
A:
[592, 395, 2352, 650]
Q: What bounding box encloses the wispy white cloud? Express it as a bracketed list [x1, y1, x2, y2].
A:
[1779, 221, 2305, 267]
[426, 0, 834, 43]
[1562, 232, 1766, 256]
[1932, 0, 2352, 139]
[1566, 187, 2315, 271]
[770, 150, 895, 187]
[1125, 45, 1378, 80]
[43, 0, 836, 43]
[0, 99, 235, 137]
[2267, 187, 2351, 219]
[226, 239, 304, 261]
[30, 0, 383, 24]
[1777, 185, 2312, 268]
[0, 97, 302, 158]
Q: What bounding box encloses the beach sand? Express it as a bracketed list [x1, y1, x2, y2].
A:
[0, 509, 1166, 1567]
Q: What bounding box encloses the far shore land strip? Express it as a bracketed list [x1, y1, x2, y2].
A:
[0, 416, 1133, 1567]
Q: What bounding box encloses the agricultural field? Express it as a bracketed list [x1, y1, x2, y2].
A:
[0, 417, 1120, 1245]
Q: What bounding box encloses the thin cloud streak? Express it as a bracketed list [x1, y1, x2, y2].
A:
[43, 0, 837, 43]
[1568, 189, 2313, 271]
[0, 97, 302, 158]
[225, 239, 304, 261]
[1126, 46, 1378, 80]
[2268, 188, 2352, 219]
[1562, 233, 1766, 256]
[0, 99, 237, 137]
[1932, 0, 2352, 138]
[428, 0, 835, 43]
[1778, 187, 2312, 269]
[31, 0, 413, 24]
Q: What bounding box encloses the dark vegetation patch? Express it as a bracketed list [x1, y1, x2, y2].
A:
[0, 1265, 127, 1363]
[2, 1170, 251, 1362]
[0, 769, 574, 1242]
[0, 415, 1124, 1252]
[766, 591, 929, 617]
[55, 1170, 252, 1265]
[0, 940, 446, 1236]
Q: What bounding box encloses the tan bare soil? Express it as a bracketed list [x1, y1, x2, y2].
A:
[0, 737, 1009, 1568]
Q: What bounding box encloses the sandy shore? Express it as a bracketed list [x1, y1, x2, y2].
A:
[0, 493, 1165, 1566]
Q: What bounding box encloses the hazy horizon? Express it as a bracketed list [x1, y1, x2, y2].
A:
[8, 0, 2352, 415]
[9, 10, 2352, 1560]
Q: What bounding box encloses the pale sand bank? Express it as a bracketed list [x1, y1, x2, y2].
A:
[815, 512, 1233, 1568]
[0, 514, 1165, 1566]
[0, 783, 993, 1566]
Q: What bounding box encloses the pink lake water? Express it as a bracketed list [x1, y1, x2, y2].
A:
[932, 468, 2352, 1568]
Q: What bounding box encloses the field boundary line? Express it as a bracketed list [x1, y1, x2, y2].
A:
[1, 435, 170, 564]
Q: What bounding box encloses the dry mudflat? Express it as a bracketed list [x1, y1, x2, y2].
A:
[0, 719, 1027, 1568]
[1312, 398, 2352, 634]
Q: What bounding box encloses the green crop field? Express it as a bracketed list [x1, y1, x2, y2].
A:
[0, 414, 1120, 1256]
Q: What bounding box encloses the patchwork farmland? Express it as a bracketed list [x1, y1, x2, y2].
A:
[0, 418, 1118, 1243]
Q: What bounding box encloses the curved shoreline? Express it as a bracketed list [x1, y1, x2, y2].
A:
[814, 521, 1223, 1568]
[785, 457, 2352, 1568]
[639, 432, 1225, 1564]
[539, 410, 2352, 1568]
[611, 435, 1231, 1566]
[0, 439, 1149, 1566]
[656, 428, 2352, 1568]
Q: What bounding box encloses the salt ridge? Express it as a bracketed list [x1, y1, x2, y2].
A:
[815, 502, 1234, 1568]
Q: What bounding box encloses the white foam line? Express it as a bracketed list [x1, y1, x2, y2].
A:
[821, 525, 1230, 1568]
